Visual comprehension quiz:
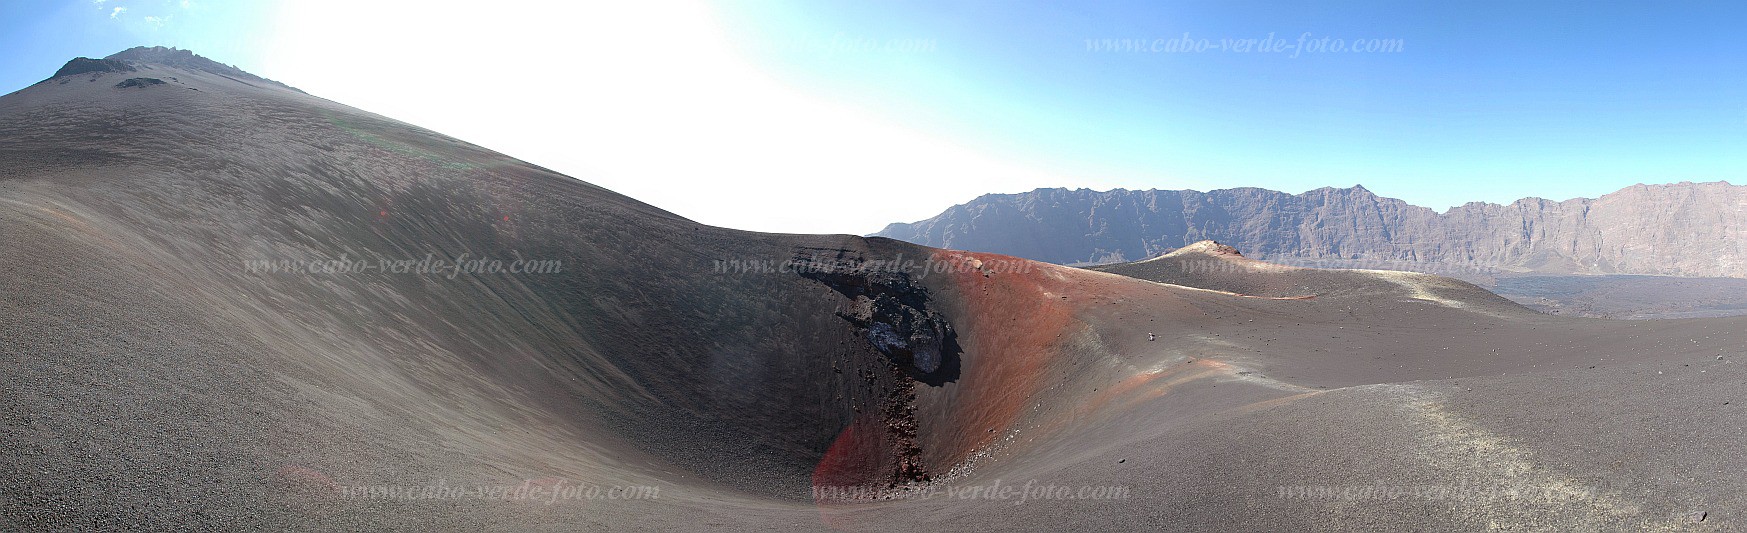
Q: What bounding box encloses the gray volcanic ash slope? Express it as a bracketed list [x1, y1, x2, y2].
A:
[873, 183, 1747, 277]
[5, 48, 1747, 531]
[3, 47, 980, 528]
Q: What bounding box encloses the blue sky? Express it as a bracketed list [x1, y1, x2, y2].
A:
[721, 0, 1747, 207]
[0, 1, 275, 86]
[2, 1, 1744, 233]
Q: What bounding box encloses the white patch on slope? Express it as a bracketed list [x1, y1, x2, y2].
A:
[1359, 269, 1468, 308]
[1366, 384, 1684, 530]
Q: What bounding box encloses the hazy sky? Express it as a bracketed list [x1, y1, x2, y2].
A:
[2, 0, 1744, 234]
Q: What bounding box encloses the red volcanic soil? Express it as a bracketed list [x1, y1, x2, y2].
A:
[912, 250, 1239, 469]
[917, 250, 1082, 465]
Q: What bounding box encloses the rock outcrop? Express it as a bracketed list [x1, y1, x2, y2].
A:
[51, 57, 136, 78]
[805, 267, 956, 377]
[114, 78, 166, 89]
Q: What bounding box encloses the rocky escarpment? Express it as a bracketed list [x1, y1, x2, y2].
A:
[799, 251, 961, 485]
[874, 182, 1747, 278]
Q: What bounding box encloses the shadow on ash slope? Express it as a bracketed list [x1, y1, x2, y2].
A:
[4, 55, 1747, 531]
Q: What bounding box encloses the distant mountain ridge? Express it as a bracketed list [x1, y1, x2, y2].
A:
[873, 181, 1747, 278]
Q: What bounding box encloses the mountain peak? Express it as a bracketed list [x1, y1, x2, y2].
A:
[106, 46, 219, 69]
[1162, 240, 1244, 258]
[46, 46, 302, 93]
